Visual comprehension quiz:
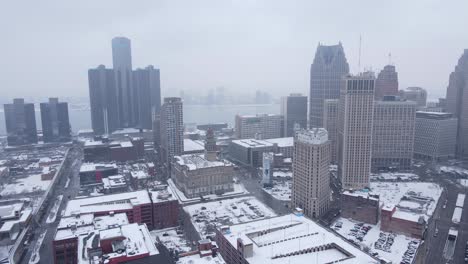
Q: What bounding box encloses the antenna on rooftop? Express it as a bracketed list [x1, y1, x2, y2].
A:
[388, 52, 392, 65]
[358, 35, 362, 72]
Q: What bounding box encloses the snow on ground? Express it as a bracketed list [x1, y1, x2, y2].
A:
[29, 230, 47, 264]
[459, 179, 468, 187]
[151, 227, 192, 254]
[272, 170, 292, 178]
[440, 166, 468, 176]
[332, 217, 419, 264]
[262, 181, 291, 201]
[168, 179, 248, 204]
[184, 196, 276, 238]
[177, 253, 226, 264]
[1, 174, 52, 196]
[370, 172, 419, 181]
[46, 195, 63, 224]
[370, 182, 442, 220]
[64, 178, 70, 188]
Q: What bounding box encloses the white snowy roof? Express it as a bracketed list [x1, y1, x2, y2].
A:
[296, 128, 328, 145]
[119, 141, 133, 148]
[392, 210, 422, 223]
[231, 139, 274, 148]
[63, 190, 151, 216]
[102, 175, 127, 189]
[79, 163, 117, 173]
[264, 137, 294, 148]
[131, 170, 149, 179]
[177, 253, 226, 264]
[220, 214, 378, 263]
[175, 154, 231, 171]
[184, 139, 205, 152]
[342, 190, 379, 201]
[456, 194, 465, 208]
[149, 185, 177, 203]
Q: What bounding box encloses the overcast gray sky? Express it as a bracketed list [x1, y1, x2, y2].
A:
[1, 0, 467, 101]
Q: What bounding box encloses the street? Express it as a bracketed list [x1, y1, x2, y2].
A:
[21, 146, 83, 264]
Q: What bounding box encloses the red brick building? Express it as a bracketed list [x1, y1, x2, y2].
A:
[341, 191, 380, 225]
[380, 205, 425, 238]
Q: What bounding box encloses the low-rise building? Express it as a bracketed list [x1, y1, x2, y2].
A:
[215, 214, 379, 264]
[381, 205, 425, 239]
[0, 200, 32, 242]
[414, 111, 458, 160]
[341, 191, 380, 225]
[63, 188, 179, 230]
[172, 154, 235, 198]
[83, 137, 145, 162]
[79, 163, 118, 186]
[53, 213, 164, 264]
[229, 137, 293, 167]
[183, 138, 206, 154]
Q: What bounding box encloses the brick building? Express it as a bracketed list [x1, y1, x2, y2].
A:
[380, 205, 425, 238]
[341, 191, 380, 225]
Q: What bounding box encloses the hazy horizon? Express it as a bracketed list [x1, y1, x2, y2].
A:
[2, 0, 467, 100]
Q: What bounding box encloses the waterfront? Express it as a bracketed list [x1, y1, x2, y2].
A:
[0, 104, 280, 135]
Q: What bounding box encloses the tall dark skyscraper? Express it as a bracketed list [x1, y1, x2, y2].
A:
[4, 98, 38, 146]
[281, 93, 308, 137]
[375, 65, 399, 99]
[40, 98, 71, 142]
[446, 49, 468, 158]
[309, 43, 349, 128]
[112, 37, 133, 127]
[88, 65, 120, 135]
[132, 65, 161, 130]
[159, 97, 184, 165]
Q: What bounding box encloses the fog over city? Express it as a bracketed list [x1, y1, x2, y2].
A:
[2, 0, 468, 100]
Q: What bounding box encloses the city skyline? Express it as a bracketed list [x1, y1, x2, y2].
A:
[2, 1, 467, 100]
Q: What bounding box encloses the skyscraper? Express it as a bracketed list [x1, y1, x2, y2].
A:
[323, 99, 339, 164]
[4, 98, 37, 146]
[40, 98, 71, 142]
[132, 65, 161, 130]
[88, 65, 120, 135]
[446, 49, 468, 158]
[234, 114, 283, 139]
[338, 74, 375, 190]
[159, 97, 184, 165]
[372, 97, 416, 170]
[112, 37, 133, 127]
[375, 65, 398, 99]
[292, 128, 331, 218]
[309, 43, 349, 128]
[281, 94, 307, 137]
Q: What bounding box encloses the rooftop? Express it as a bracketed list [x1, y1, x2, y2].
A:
[296, 128, 329, 145]
[63, 190, 151, 216]
[264, 137, 293, 148]
[184, 139, 205, 153]
[416, 111, 454, 119]
[79, 163, 117, 173]
[231, 139, 274, 148]
[175, 154, 231, 171]
[220, 214, 378, 263]
[177, 253, 226, 264]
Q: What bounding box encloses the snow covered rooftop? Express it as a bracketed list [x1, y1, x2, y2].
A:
[184, 139, 205, 152]
[342, 190, 379, 201]
[177, 253, 226, 264]
[296, 128, 328, 145]
[175, 154, 232, 170]
[220, 214, 378, 263]
[264, 137, 293, 147]
[79, 163, 117, 173]
[231, 139, 274, 148]
[149, 185, 177, 203]
[63, 190, 151, 216]
[102, 175, 127, 189]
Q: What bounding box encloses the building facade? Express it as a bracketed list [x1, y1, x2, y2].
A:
[132, 65, 161, 130]
[40, 98, 71, 142]
[309, 43, 350, 128]
[446, 49, 468, 158]
[399, 87, 427, 108]
[4, 98, 37, 146]
[88, 65, 120, 135]
[281, 94, 307, 137]
[172, 154, 235, 198]
[159, 97, 184, 165]
[112, 37, 134, 127]
[341, 191, 380, 225]
[372, 97, 416, 171]
[292, 129, 331, 218]
[375, 65, 398, 99]
[338, 74, 375, 190]
[323, 99, 339, 164]
[414, 111, 457, 160]
[234, 114, 283, 139]
[229, 137, 293, 167]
